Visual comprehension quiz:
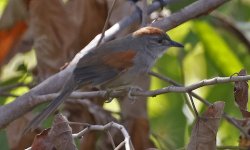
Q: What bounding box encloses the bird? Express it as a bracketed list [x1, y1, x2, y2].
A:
[24, 26, 183, 133]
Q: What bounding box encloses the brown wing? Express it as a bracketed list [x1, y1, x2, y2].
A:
[73, 50, 137, 86]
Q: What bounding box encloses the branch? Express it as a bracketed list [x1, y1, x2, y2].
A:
[0, 0, 229, 129]
[28, 75, 250, 109]
[149, 71, 250, 138]
[72, 122, 134, 150]
[96, 0, 118, 46]
[152, 0, 229, 30]
[134, 75, 250, 97]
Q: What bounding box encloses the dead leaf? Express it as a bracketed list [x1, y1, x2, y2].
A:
[0, 21, 28, 65]
[128, 117, 155, 150]
[49, 114, 77, 150]
[233, 118, 250, 148]
[0, 0, 31, 65]
[31, 114, 76, 150]
[29, 0, 108, 80]
[6, 113, 41, 150]
[31, 129, 54, 150]
[234, 69, 249, 117]
[187, 101, 225, 150]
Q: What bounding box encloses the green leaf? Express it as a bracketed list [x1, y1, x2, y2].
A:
[194, 20, 244, 76]
[149, 54, 187, 149]
[16, 63, 28, 73]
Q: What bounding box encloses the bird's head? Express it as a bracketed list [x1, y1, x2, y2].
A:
[132, 26, 183, 52]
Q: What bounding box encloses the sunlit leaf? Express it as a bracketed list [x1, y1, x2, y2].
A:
[149, 53, 186, 148]
[194, 20, 243, 76]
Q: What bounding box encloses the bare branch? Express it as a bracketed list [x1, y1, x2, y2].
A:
[0, 82, 28, 92]
[5, 73, 250, 125]
[149, 71, 250, 138]
[152, 0, 229, 30]
[188, 93, 199, 118]
[135, 75, 250, 97]
[96, 0, 118, 47]
[72, 122, 133, 150]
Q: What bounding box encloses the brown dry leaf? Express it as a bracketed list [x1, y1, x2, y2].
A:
[237, 119, 250, 148]
[187, 101, 225, 150]
[0, 21, 28, 65]
[29, 0, 107, 80]
[127, 117, 155, 150]
[6, 113, 41, 150]
[0, 0, 30, 65]
[31, 114, 76, 150]
[121, 75, 152, 145]
[31, 128, 54, 150]
[234, 69, 250, 117]
[29, 0, 81, 80]
[49, 114, 77, 150]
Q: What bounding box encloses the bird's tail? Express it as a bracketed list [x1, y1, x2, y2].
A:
[23, 78, 76, 134]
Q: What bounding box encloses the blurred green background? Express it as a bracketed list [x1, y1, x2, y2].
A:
[1, 0, 250, 149]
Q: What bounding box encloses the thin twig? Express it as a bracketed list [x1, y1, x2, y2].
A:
[68, 121, 90, 127]
[188, 93, 199, 118]
[0, 92, 19, 97]
[72, 122, 132, 150]
[115, 140, 126, 150]
[216, 146, 248, 150]
[149, 71, 250, 138]
[135, 74, 250, 97]
[0, 82, 28, 92]
[106, 130, 116, 149]
[96, 0, 118, 47]
[141, 0, 148, 27]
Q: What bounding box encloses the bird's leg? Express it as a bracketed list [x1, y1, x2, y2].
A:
[105, 89, 116, 103]
[127, 86, 143, 99]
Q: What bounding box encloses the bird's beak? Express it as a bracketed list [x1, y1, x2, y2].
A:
[169, 40, 184, 48]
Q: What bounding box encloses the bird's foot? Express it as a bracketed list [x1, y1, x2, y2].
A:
[126, 86, 143, 102]
[105, 86, 143, 102]
[105, 89, 116, 103]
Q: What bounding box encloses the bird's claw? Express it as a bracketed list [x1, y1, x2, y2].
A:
[105, 86, 143, 103]
[105, 89, 115, 103]
[127, 86, 143, 102]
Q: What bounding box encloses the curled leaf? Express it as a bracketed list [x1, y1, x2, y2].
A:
[234, 69, 250, 117]
[187, 101, 225, 150]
